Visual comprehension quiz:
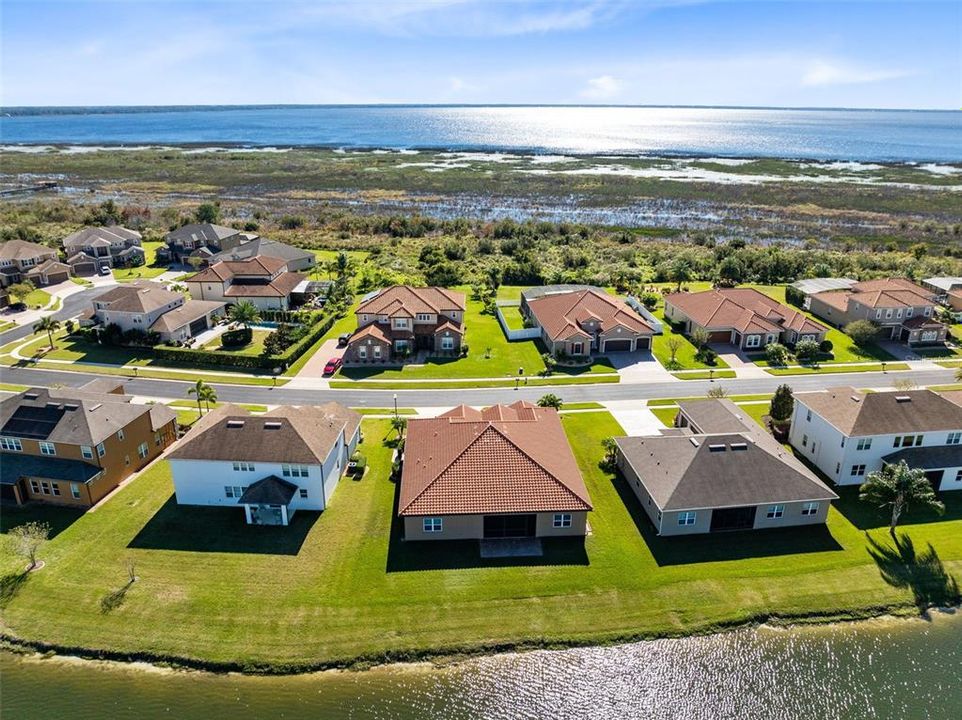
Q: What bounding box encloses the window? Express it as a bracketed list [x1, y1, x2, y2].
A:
[851, 465, 866, 477]
[39, 441, 56, 456]
[924, 306, 932, 317]
[745, 334, 761, 348]
[553, 513, 572, 528]
[30, 480, 40, 494]
[876, 309, 882, 319]
[893, 435, 920, 448]
[836, 462, 841, 474]
[155, 432, 163, 447]
[81, 445, 93, 459]
[40, 481, 51, 495]
[921, 330, 938, 342]
[423, 517, 443, 533]
[896, 308, 902, 319]
[117, 429, 125, 441]
[766, 505, 784, 519]
[801, 502, 819, 516]
[806, 409, 812, 422]
[948, 432, 962, 445]
[125, 455, 130, 466]
[0, 437, 22, 451]
[906, 307, 914, 318]
[137, 442, 149, 459]
[71, 483, 82, 500]
[441, 336, 455, 351]
[416, 313, 432, 321]
[856, 438, 872, 451]
[956, 470, 962, 483]
[678, 511, 697, 526]
[97, 442, 106, 457]
[885, 308, 893, 319]
[224, 486, 246, 498]
[373, 345, 382, 358]
[801, 434, 808, 447]
[840, 437, 845, 448]
[299, 488, 308, 499]
[394, 318, 409, 328]
[232, 461, 255, 472]
[51, 483, 61, 497]
[358, 346, 367, 359]
[282, 464, 309, 478]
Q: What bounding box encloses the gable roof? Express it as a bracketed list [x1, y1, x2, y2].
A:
[237, 475, 299, 505]
[356, 286, 466, 318]
[666, 287, 827, 336]
[185, 255, 287, 281]
[616, 399, 836, 512]
[62, 226, 141, 249]
[209, 238, 313, 266]
[168, 403, 360, 465]
[526, 288, 653, 342]
[165, 223, 243, 244]
[812, 278, 936, 310]
[92, 281, 183, 314]
[149, 299, 225, 333]
[795, 387, 962, 436]
[399, 401, 591, 516]
[0, 239, 57, 262]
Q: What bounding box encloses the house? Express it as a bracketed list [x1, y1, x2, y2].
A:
[664, 288, 828, 350]
[0, 239, 71, 287]
[789, 387, 962, 492]
[789, 278, 858, 308]
[82, 280, 225, 343]
[62, 226, 144, 274]
[168, 403, 361, 526]
[184, 256, 305, 311]
[807, 278, 946, 346]
[921, 277, 962, 298]
[522, 286, 653, 355]
[343, 286, 466, 364]
[948, 290, 962, 318]
[615, 399, 837, 536]
[398, 401, 592, 541]
[208, 237, 316, 273]
[0, 382, 177, 507]
[159, 223, 256, 264]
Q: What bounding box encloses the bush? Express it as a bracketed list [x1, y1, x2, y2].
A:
[785, 285, 806, 308]
[795, 339, 821, 364]
[460, 342, 469, 357]
[845, 320, 880, 347]
[221, 328, 253, 347]
[769, 384, 794, 423]
[279, 215, 306, 230]
[764, 342, 790, 366]
[694, 347, 717, 365]
[819, 339, 833, 354]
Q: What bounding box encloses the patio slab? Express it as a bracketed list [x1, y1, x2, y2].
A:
[479, 538, 544, 558]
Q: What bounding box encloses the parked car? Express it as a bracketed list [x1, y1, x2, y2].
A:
[323, 357, 343, 376]
[337, 333, 352, 347]
[99, 265, 112, 276]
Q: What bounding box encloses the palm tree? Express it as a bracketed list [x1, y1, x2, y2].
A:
[187, 379, 213, 416]
[228, 301, 261, 329]
[335, 251, 350, 278]
[198, 384, 218, 413]
[33, 316, 61, 349]
[390, 416, 407, 441]
[859, 460, 945, 533]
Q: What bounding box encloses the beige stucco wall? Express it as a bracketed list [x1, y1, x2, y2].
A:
[752, 500, 830, 529]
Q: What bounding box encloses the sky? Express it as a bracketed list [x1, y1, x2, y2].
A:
[2, 1, 959, 109]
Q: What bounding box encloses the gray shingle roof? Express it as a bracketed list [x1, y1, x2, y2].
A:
[796, 388, 962, 436]
[0, 452, 104, 486]
[237, 475, 298, 505]
[883, 445, 962, 470]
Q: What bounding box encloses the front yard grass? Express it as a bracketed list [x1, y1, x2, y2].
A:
[765, 362, 910, 376]
[2, 414, 960, 669]
[111, 241, 170, 281]
[200, 329, 271, 356]
[21, 288, 51, 310]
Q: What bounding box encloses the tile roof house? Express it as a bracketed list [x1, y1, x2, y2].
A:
[82, 280, 225, 343]
[62, 226, 144, 273]
[184, 256, 306, 310]
[789, 387, 962, 491]
[0, 381, 177, 507]
[159, 223, 257, 264]
[0, 239, 71, 288]
[208, 237, 316, 273]
[168, 403, 361, 526]
[344, 286, 466, 364]
[522, 286, 654, 356]
[399, 401, 592, 541]
[664, 287, 829, 350]
[615, 399, 837, 535]
[807, 278, 946, 346]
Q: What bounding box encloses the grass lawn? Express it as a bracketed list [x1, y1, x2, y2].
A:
[672, 369, 737, 380]
[168, 400, 269, 413]
[646, 296, 729, 372]
[70, 277, 94, 287]
[3, 413, 959, 669]
[0, 382, 29, 392]
[21, 288, 51, 310]
[0, 320, 16, 333]
[330, 375, 620, 390]
[201, 329, 271, 356]
[352, 408, 418, 415]
[648, 394, 773, 407]
[765, 362, 910, 376]
[111, 241, 170, 281]
[499, 304, 527, 331]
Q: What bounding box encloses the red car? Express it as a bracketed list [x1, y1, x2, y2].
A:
[322, 357, 343, 376]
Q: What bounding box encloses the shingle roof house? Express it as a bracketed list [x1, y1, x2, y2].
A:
[789, 387, 962, 491]
[0, 239, 71, 287]
[184, 256, 306, 310]
[807, 278, 946, 346]
[208, 237, 316, 273]
[523, 286, 653, 356]
[344, 286, 467, 364]
[0, 382, 177, 507]
[399, 401, 592, 541]
[168, 403, 361, 526]
[160, 223, 256, 263]
[664, 287, 828, 350]
[615, 399, 836, 536]
[62, 226, 143, 272]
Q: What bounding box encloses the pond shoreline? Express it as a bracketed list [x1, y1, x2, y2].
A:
[0, 602, 944, 677]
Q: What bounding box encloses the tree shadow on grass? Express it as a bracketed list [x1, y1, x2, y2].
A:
[384, 480, 588, 572]
[609, 470, 843, 567]
[0, 503, 84, 539]
[128, 496, 318, 555]
[0, 572, 29, 608]
[833, 485, 962, 532]
[100, 580, 134, 614]
[866, 532, 961, 611]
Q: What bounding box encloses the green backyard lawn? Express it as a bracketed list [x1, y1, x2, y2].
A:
[111, 241, 170, 281]
[2, 414, 960, 669]
[201, 329, 271, 356]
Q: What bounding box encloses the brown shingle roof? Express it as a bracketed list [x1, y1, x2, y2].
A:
[526, 288, 653, 342]
[62, 226, 141, 250]
[795, 387, 962, 436]
[356, 286, 466, 318]
[149, 299, 225, 333]
[666, 288, 827, 336]
[93, 281, 184, 314]
[0, 239, 57, 262]
[399, 401, 591, 516]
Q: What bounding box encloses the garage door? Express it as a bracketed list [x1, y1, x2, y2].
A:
[189, 316, 209, 335]
[635, 337, 650, 350]
[603, 339, 633, 352]
[708, 330, 731, 343]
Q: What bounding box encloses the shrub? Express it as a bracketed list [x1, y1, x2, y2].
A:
[769, 384, 794, 423]
[694, 347, 717, 365]
[221, 328, 253, 347]
[279, 214, 306, 230]
[537, 393, 563, 409]
[819, 339, 833, 354]
[795, 339, 821, 364]
[845, 320, 880, 347]
[640, 292, 660, 310]
[459, 342, 469, 357]
[785, 285, 806, 308]
[764, 342, 790, 366]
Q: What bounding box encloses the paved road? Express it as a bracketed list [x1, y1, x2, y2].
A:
[0, 287, 108, 344]
[2, 364, 955, 408]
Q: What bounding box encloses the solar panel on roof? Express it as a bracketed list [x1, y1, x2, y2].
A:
[1, 405, 66, 439]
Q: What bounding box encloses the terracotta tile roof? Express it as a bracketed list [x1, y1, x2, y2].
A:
[666, 288, 827, 336]
[526, 288, 653, 342]
[813, 291, 851, 313]
[348, 323, 392, 345]
[812, 278, 936, 310]
[399, 401, 591, 516]
[356, 286, 466, 318]
[186, 256, 288, 283]
[795, 387, 962, 436]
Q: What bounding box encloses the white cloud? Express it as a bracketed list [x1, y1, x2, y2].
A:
[801, 60, 912, 87]
[581, 74, 622, 99]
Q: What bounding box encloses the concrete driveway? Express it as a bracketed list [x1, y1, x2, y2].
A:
[294, 338, 345, 379]
[606, 349, 675, 383]
[602, 400, 668, 436]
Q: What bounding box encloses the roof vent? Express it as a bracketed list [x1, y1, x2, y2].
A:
[46, 402, 61, 409]
[730, 443, 748, 451]
[226, 420, 245, 428]
[688, 437, 700, 447]
[90, 403, 102, 412]
[64, 403, 79, 411]
[264, 421, 282, 430]
[850, 395, 861, 403]
[23, 393, 38, 400]
[895, 396, 912, 403]
[708, 444, 727, 452]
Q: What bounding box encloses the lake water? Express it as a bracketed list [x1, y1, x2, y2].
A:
[2, 106, 961, 162]
[3, 613, 961, 720]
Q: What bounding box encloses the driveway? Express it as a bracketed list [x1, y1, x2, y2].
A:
[294, 338, 344, 379]
[606, 349, 675, 383]
[602, 400, 668, 436]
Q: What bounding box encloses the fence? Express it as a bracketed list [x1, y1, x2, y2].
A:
[495, 301, 541, 341]
[625, 296, 664, 334]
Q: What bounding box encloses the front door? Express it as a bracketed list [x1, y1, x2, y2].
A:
[709, 506, 757, 532]
[483, 514, 536, 538]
